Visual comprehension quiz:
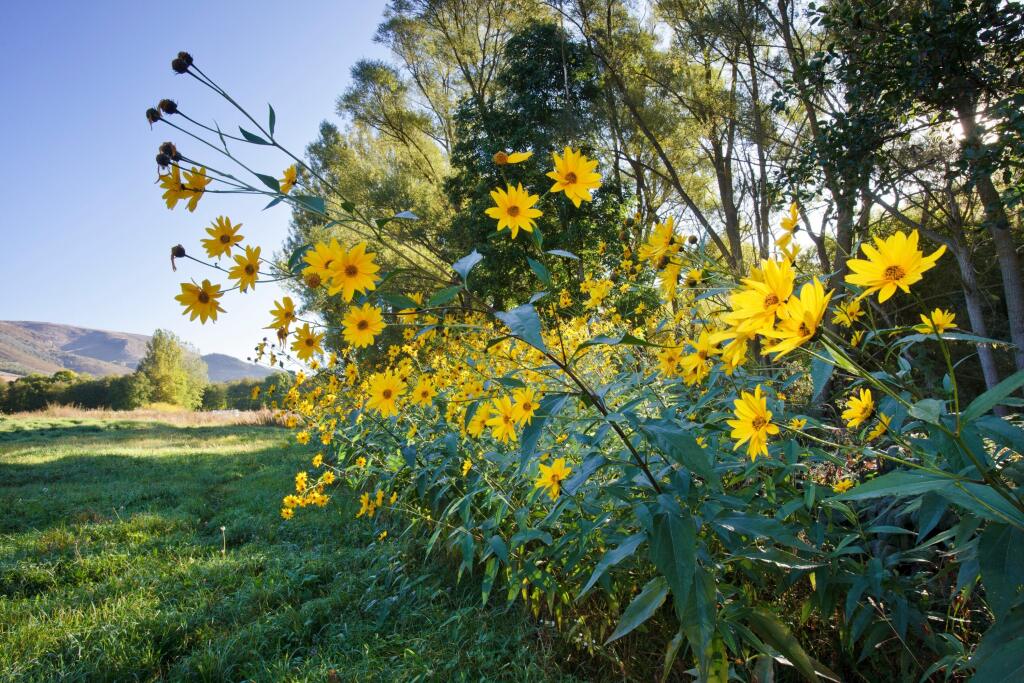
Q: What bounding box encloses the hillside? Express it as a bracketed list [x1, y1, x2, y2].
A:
[0, 322, 275, 382]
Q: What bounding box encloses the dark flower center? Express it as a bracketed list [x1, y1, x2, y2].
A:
[565, 172, 577, 184]
[344, 264, 358, 277]
[884, 265, 906, 281]
[507, 205, 521, 217]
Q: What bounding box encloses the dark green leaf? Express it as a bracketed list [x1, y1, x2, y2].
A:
[427, 285, 461, 307]
[452, 250, 484, 281]
[527, 256, 551, 287]
[495, 304, 548, 353]
[978, 524, 1024, 619]
[909, 398, 945, 425]
[255, 173, 280, 192]
[746, 610, 818, 682]
[649, 512, 696, 622]
[578, 532, 647, 599]
[963, 369, 1024, 423]
[238, 127, 271, 145]
[605, 576, 669, 644]
[267, 104, 276, 136]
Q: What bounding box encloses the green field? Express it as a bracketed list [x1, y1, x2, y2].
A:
[0, 417, 586, 682]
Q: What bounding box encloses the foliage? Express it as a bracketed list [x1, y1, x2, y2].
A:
[136, 329, 209, 410]
[0, 418, 583, 681]
[0, 370, 152, 413]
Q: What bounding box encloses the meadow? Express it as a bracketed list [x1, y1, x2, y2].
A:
[0, 414, 588, 682]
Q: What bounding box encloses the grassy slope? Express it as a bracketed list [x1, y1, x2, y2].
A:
[0, 417, 584, 682]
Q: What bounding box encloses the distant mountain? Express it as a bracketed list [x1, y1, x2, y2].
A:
[0, 321, 276, 382]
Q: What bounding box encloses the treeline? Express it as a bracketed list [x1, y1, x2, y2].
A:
[0, 329, 286, 413]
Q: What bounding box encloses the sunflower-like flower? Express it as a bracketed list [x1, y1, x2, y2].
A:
[831, 299, 864, 328]
[302, 240, 343, 289]
[637, 216, 680, 267]
[280, 164, 297, 194]
[268, 296, 296, 331]
[535, 457, 572, 499]
[512, 387, 539, 425]
[291, 323, 324, 360]
[727, 385, 779, 461]
[327, 242, 380, 301]
[411, 376, 438, 407]
[913, 308, 957, 335]
[201, 216, 244, 259]
[366, 370, 407, 417]
[228, 245, 260, 292]
[722, 259, 796, 335]
[466, 402, 492, 438]
[547, 147, 601, 207]
[493, 150, 532, 165]
[342, 303, 385, 348]
[485, 183, 543, 239]
[485, 395, 519, 443]
[846, 230, 945, 302]
[181, 166, 210, 212]
[866, 413, 891, 441]
[175, 279, 225, 323]
[841, 388, 874, 428]
[761, 278, 833, 357]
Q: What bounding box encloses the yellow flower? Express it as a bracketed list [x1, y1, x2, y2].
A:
[159, 165, 186, 209]
[462, 458, 473, 476]
[485, 183, 543, 238]
[327, 242, 380, 302]
[914, 308, 957, 335]
[281, 507, 294, 520]
[842, 388, 874, 428]
[867, 413, 891, 441]
[312, 454, 323, 468]
[280, 164, 297, 194]
[493, 150, 533, 165]
[175, 279, 225, 323]
[684, 269, 703, 288]
[295, 471, 309, 492]
[485, 396, 519, 443]
[378, 530, 388, 541]
[512, 387, 539, 425]
[845, 230, 945, 302]
[851, 330, 865, 347]
[831, 299, 864, 328]
[291, 323, 324, 361]
[656, 346, 681, 377]
[411, 376, 438, 407]
[268, 296, 296, 331]
[389, 491, 398, 504]
[637, 216, 679, 267]
[251, 386, 261, 400]
[342, 303, 386, 348]
[535, 458, 572, 500]
[366, 370, 407, 417]
[833, 479, 854, 494]
[201, 216, 244, 259]
[761, 278, 833, 357]
[356, 456, 367, 468]
[727, 385, 779, 461]
[302, 240, 343, 289]
[722, 259, 795, 335]
[467, 403, 492, 438]
[547, 147, 601, 207]
[181, 166, 211, 211]
[295, 430, 310, 445]
[228, 245, 261, 292]
[788, 417, 807, 430]
[780, 202, 800, 232]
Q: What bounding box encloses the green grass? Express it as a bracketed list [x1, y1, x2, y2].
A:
[0, 417, 587, 682]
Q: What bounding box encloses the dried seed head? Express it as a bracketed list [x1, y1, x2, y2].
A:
[158, 99, 178, 115]
[156, 153, 171, 168]
[171, 52, 193, 74]
[171, 244, 186, 258]
[688, 235, 698, 245]
[146, 107, 161, 124]
[158, 142, 180, 160]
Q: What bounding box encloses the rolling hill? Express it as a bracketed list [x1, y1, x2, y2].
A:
[0, 321, 276, 382]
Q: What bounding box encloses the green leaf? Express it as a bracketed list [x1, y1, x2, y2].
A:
[287, 244, 312, 274]
[254, 173, 280, 192]
[378, 292, 422, 310]
[238, 127, 271, 145]
[546, 249, 579, 260]
[642, 420, 713, 480]
[527, 256, 551, 287]
[746, 610, 818, 682]
[661, 630, 685, 683]
[605, 576, 669, 644]
[427, 285, 461, 307]
[649, 511, 696, 623]
[573, 333, 660, 358]
[488, 535, 509, 565]
[810, 356, 834, 401]
[267, 104, 276, 136]
[978, 523, 1024, 619]
[578, 533, 647, 599]
[292, 195, 326, 215]
[963, 369, 1024, 423]
[452, 249, 484, 282]
[495, 304, 548, 353]
[519, 394, 570, 466]
[971, 602, 1024, 682]
[909, 398, 945, 425]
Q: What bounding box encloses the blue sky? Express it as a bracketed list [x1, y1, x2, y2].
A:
[0, 1, 389, 360]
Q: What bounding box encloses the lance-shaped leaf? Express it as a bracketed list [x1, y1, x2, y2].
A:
[605, 576, 669, 644]
[495, 304, 548, 353]
[452, 249, 484, 282]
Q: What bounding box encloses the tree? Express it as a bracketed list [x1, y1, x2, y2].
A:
[135, 330, 208, 409]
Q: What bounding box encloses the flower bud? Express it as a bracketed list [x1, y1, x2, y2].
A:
[688, 235, 698, 245]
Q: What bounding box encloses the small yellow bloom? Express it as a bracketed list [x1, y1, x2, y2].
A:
[547, 147, 601, 207]
[175, 279, 225, 323]
[228, 245, 261, 292]
[485, 183, 543, 238]
[411, 376, 438, 407]
[866, 413, 891, 441]
[535, 458, 572, 499]
[846, 230, 945, 302]
[312, 454, 323, 468]
[485, 396, 519, 443]
[378, 530, 388, 541]
[327, 242, 380, 302]
[342, 303, 386, 348]
[727, 385, 779, 461]
[281, 507, 294, 520]
[788, 417, 807, 430]
[512, 387, 539, 425]
[356, 456, 367, 468]
[201, 216, 244, 259]
[366, 370, 406, 417]
[291, 323, 324, 361]
[842, 388, 874, 428]
[280, 164, 297, 194]
[761, 278, 833, 358]
[833, 479, 855, 494]
[462, 458, 473, 477]
[914, 308, 957, 335]
[493, 150, 532, 165]
[832, 299, 864, 328]
[268, 296, 296, 331]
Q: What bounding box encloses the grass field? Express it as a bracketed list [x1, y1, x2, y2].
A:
[0, 416, 587, 682]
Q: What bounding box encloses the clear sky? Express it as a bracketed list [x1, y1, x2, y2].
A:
[0, 1, 389, 360]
